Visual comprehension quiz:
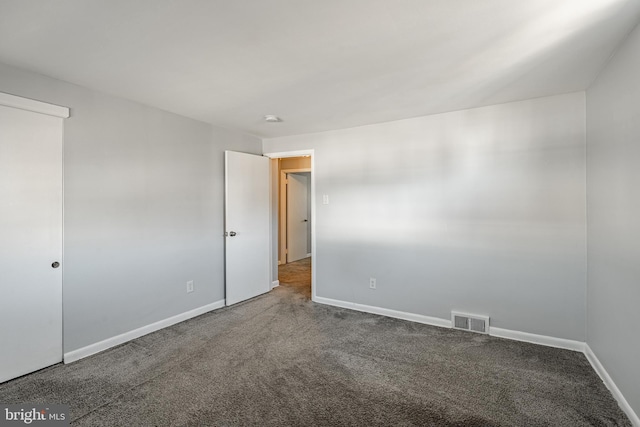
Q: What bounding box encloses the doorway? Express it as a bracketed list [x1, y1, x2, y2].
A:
[264, 151, 315, 301]
[280, 166, 311, 264]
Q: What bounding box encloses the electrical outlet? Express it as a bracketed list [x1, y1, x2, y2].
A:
[369, 277, 376, 289]
[186, 280, 194, 293]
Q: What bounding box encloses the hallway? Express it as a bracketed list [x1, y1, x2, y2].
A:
[278, 257, 311, 300]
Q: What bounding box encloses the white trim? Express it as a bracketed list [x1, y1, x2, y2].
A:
[271, 280, 280, 289]
[310, 153, 316, 301]
[489, 327, 585, 352]
[279, 169, 287, 263]
[313, 296, 638, 424]
[584, 344, 640, 426]
[264, 150, 312, 159]
[269, 156, 275, 297]
[313, 296, 586, 352]
[0, 92, 69, 118]
[63, 299, 225, 363]
[306, 253, 312, 258]
[313, 296, 357, 311]
[313, 296, 452, 329]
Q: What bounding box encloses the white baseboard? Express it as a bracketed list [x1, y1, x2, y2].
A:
[489, 327, 585, 352]
[584, 344, 640, 426]
[271, 280, 280, 289]
[313, 297, 583, 351]
[63, 299, 226, 363]
[313, 296, 637, 425]
[306, 253, 312, 258]
[62, 293, 638, 425]
[313, 296, 452, 329]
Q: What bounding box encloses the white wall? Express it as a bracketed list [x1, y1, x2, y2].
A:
[586, 22, 640, 418]
[264, 92, 587, 341]
[0, 61, 261, 353]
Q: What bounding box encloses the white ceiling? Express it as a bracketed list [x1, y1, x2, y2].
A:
[0, 0, 639, 138]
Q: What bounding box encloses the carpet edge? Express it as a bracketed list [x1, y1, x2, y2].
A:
[63, 299, 226, 364]
[585, 344, 640, 427]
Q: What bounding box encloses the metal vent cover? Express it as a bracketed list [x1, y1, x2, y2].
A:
[470, 318, 486, 333]
[454, 315, 469, 330]
[451, 311, 489, 334]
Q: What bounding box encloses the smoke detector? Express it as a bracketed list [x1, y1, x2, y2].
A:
[263, 115, 282, 123]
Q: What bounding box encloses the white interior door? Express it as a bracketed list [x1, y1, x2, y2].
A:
[0, 103, 63, 383]
[286, 173, 309, 263]
[225, 151, 270, 306]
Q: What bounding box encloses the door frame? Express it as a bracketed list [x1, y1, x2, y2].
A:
[280, 168, 311, 264]
[263, 150, 316, 302]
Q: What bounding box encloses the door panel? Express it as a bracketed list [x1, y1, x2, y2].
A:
[224, 151, 270, 306]
[286, 173, 309, 263]
[0, 104, 63, 382]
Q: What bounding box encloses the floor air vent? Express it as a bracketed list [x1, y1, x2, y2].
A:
[451, 311, 489, 334]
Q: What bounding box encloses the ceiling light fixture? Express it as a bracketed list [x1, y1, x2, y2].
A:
[263, 115, 282, 123]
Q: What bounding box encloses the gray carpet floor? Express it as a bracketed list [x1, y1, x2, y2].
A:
[0, 257, 630, 426]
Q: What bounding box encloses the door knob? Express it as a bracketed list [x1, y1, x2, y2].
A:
[303, 219, 308, 222]
[51, 262, 60, 268]
[229, 231, 237, 237]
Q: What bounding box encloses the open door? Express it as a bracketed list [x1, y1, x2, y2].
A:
[224, 151, 270, 306]
[286, 173, 309, 263]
